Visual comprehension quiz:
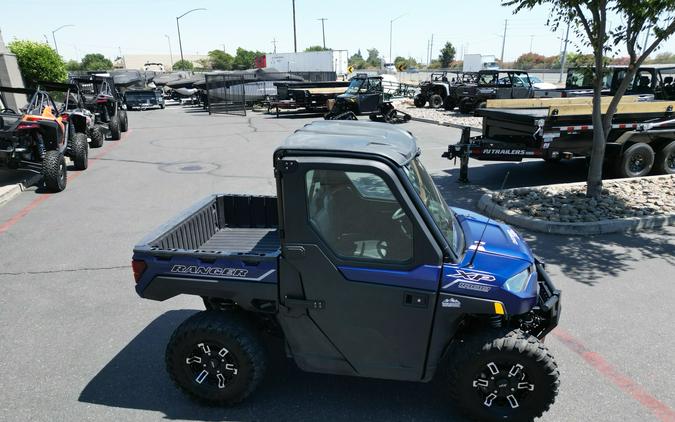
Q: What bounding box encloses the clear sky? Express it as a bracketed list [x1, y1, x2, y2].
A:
[1, 0, 673, 64]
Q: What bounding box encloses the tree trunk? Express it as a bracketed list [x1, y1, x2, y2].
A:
[586, 54, 607, 198]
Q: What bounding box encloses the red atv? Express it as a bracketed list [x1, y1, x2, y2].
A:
[0, 86, 88, 192]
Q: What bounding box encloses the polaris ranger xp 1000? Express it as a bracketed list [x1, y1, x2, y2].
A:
[132, 121, 561, 422]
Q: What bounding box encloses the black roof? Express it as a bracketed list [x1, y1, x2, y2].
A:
[278, 121, 419, 166]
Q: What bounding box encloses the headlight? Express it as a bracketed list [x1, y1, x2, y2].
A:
[503, 268, 530, 293]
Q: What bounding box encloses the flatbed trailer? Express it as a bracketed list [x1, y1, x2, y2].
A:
[443, 96, 675, 178]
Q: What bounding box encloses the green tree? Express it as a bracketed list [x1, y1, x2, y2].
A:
[349, 50, 366, 70]
[305, 45, 329, 52]
[233, 47, 264, 70]
[208, 50, 234, 70]
[80, 53, 113, 71]
[438, 42, 456, 68]
[8, 40, 66, 86]
[394, 56, 418, 70]
[505, 0, 675, 197]
[172, 59, 194, 70]
[366, 48, 381, 68]
[514, 52, 548, 69]
[65, 60, 82, 71]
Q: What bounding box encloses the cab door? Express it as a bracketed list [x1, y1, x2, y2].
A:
[277, 157, 443, 381]
[358, 79, 382, 113]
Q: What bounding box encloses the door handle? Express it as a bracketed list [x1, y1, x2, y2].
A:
[283, 246, 305, 258]
[403, 292, 429, 308]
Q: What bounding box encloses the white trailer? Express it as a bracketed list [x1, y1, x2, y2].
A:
[264, 50, 349, 76]
[463, 54, 499, 72]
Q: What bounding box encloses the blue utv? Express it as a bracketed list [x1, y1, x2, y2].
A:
[132, 121, 561, 422]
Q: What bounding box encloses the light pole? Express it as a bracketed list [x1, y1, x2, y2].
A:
[292, 0, 297, 52]
[51, 24, 74, 55]
[317, 18, 327, 49]
[176, 8, 206, 64]
[389, 13, 406, 63]
[165, 34, 174, 67]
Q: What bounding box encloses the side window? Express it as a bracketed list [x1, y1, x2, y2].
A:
[305, 169, 413, 263]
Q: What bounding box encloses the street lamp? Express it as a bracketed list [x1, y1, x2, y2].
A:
[176, 8, 206, 64]
[389, 13, 407, 64]
[165, 34, 174, 68]
[51, 24, 74, 56]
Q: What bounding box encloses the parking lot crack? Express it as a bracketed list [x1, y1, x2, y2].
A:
[0, 265, 128, 276]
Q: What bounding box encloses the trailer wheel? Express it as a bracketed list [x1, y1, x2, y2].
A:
[413, 95, 426, 108]
[459, 98, 474, 114]
[616, 143, 655, 178]
[429, 94, 443, 108]
[448, 329, 559, 422]
[653, 140, 675, 174]
[166, 311, 266, 406]
[42, 151, 67, 192]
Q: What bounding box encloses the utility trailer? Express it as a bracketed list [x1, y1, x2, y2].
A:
[443, 96, 675, 178]
[270, 81, 349, 116]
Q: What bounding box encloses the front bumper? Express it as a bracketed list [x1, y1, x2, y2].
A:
[533, 258, 561, 337]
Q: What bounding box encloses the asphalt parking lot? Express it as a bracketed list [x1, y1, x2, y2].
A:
[0, 104, 673, 422]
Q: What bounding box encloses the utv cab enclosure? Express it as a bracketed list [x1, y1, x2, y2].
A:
[132, 121, 561, 422]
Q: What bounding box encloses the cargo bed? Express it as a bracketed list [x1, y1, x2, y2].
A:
[135, 194, 280, 261]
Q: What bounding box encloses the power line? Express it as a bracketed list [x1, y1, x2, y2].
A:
[271, 38, 277, 53]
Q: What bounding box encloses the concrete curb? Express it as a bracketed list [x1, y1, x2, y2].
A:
[410, 116, 483, 133]
[477, 176, 675, 235]
[0, 172, 42, 207]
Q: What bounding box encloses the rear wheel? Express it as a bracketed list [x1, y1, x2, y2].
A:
[42, 151, 67, 192]
[71, 132, 88, 170]
[90, 126, 104, 148]
[443, 96, 456, 111]
[109, 114, 121, 140]
[429, 94, 443, 108]
[615, 143, 655, 178]
[653, 140, 675, 174]
[448, 329, 559, 422]
[166, 311, 266, 405]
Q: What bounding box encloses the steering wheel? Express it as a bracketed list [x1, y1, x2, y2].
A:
[0, 108, 17, 115]
[391, 208, 413, 240]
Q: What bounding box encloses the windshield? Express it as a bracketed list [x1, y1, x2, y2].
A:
[345, 78, 365, 94]
[404, 158, 463, 256]
[529, 76, 542, 83]
[566, 68, 612, 89]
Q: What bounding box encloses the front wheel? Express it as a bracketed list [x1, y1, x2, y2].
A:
[458, 98, 475, 114]
[166, 311, 266, 406]
[448, 329, 559, 422]
[89, 126, 104, 148]
[109, 115, 121, 140]
[119, 109, 129, 132]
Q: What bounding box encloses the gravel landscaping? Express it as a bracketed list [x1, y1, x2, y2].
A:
[392, 99, 483, 128]
[491, 175, 675, 223]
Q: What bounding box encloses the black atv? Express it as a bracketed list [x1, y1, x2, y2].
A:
[454, 70, 534, 114]
[40, 81, 105, 149]
[0, 86, 89, 192]
[324, 74, 411, 123]
[414, 72, 478, 109]
[71, 74, 128, 140]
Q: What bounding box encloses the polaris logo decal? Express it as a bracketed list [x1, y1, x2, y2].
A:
[441, 298, 461, 308]
[170, 265, 249, 277]
[457, 282, 492, 292]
